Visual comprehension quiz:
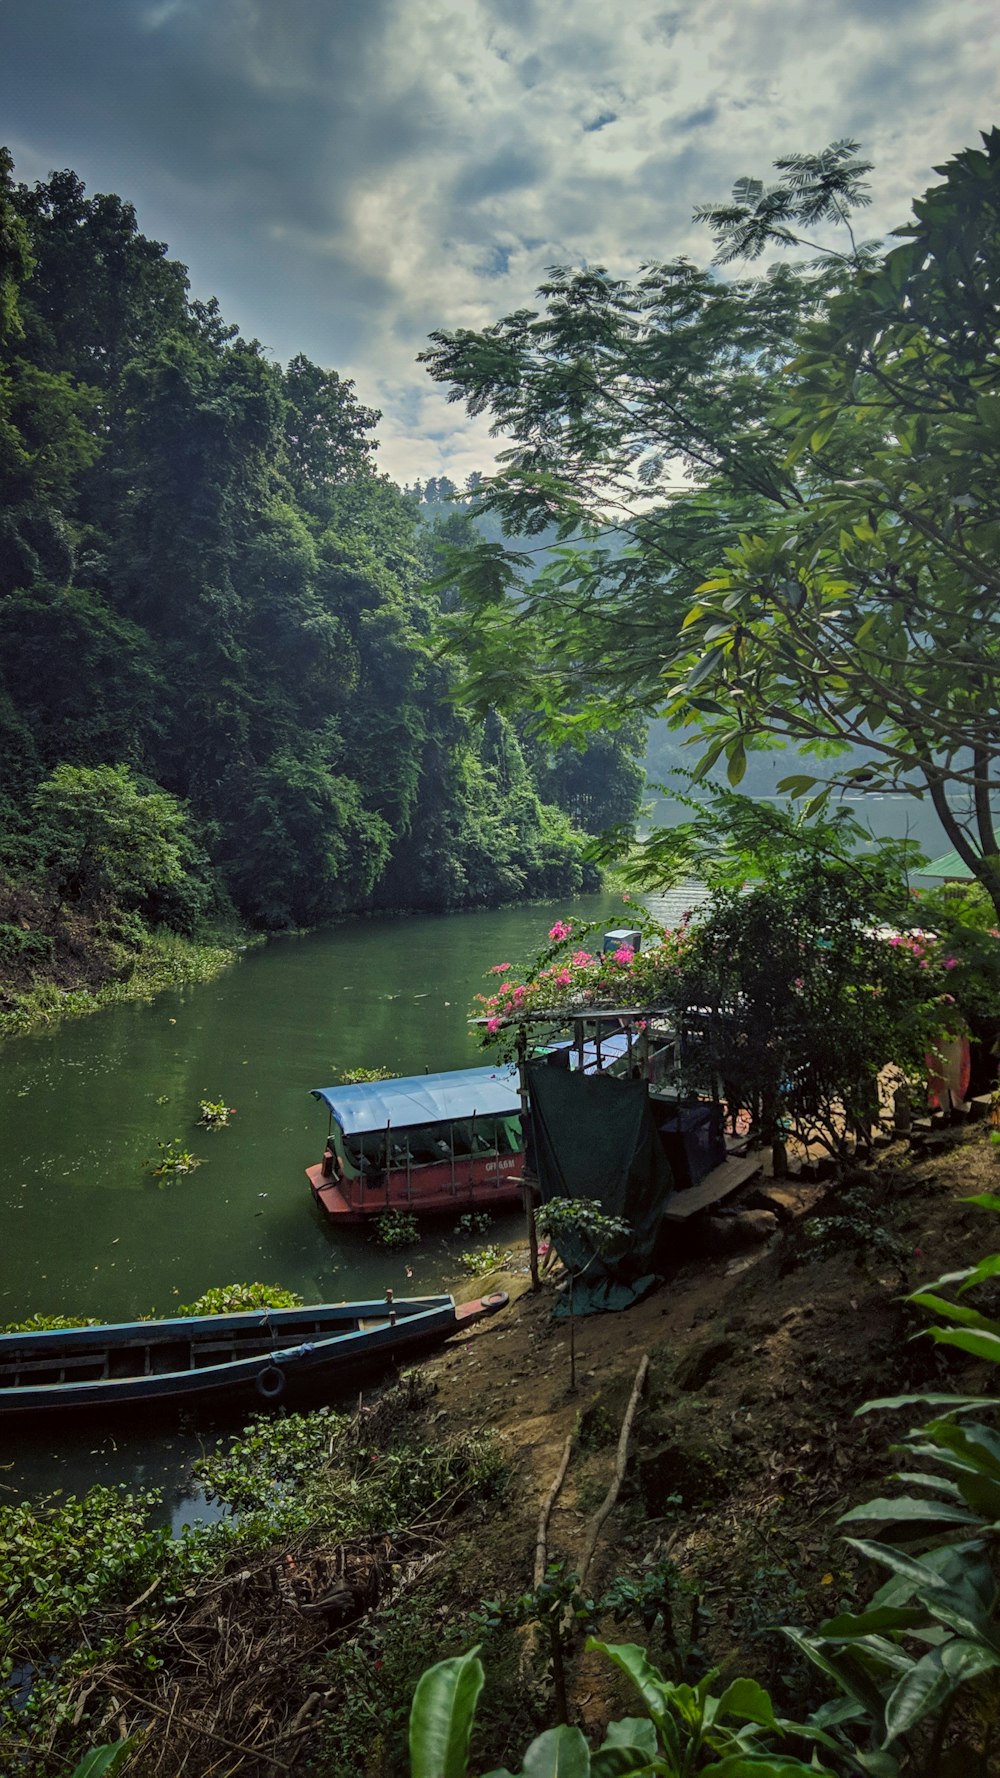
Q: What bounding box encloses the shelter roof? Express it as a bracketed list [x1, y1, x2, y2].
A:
[311, 1066, 520, 1135]
[920, 850, 976, 881]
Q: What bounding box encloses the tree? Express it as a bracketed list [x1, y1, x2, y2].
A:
[32, 763, 190, 911]
[422, 136, 1000, 914]
[281, 353, 381, 507]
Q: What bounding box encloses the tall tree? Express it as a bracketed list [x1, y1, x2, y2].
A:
[422, 137, 1000, 911]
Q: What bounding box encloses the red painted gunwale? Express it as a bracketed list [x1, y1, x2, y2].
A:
[307, 1153, 525, 1222]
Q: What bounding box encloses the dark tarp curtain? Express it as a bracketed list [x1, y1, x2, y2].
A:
[527, 1061, 675, 1315]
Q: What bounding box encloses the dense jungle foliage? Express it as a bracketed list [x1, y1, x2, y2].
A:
[0, 150, 642, 1015]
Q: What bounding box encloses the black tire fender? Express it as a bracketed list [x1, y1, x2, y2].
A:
[255, 1363, 286, 1402]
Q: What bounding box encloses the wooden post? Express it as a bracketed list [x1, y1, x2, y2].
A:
[516, 1024, 541, 1292]
[524, 1179, 540, 1292]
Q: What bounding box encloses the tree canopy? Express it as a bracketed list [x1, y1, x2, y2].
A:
[422, 132, 1000, 912]
[0, 152, 644, 976]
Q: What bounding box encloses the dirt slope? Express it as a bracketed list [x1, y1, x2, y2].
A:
[416, 1122, 998, 1738]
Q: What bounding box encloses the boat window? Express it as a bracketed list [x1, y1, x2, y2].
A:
[404, 1126, 451, 1164]
[497, 1115, 523, 1154]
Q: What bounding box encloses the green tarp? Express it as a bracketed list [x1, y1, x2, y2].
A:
[527, 1061, 675, 1315]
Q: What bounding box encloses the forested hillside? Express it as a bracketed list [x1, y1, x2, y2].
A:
[0, 153, 643, 1019]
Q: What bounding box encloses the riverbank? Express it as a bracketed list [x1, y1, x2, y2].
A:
[0, 913, 248, 1040]
[3, 1120, 995, 1775]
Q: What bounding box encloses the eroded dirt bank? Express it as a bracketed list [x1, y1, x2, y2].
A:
[394, 1123, 997, 1761]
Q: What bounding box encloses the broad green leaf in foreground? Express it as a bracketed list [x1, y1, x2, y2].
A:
[409, 1648, 485, 1778]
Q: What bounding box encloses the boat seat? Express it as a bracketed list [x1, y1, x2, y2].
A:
[4, 1350, 111, 1377]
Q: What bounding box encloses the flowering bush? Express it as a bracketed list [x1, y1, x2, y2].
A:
[473, 858, 995, 1159]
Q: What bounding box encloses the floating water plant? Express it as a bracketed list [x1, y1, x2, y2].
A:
[150, 1137, 202, 1179]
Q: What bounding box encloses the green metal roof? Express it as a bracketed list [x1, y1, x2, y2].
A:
[920, 850, 977, 880]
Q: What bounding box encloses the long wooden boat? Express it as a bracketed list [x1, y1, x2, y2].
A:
[0, 1293, 508, 1417]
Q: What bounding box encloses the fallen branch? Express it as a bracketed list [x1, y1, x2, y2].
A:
[577, 1353, 650, 1592]
[534, 1428, 575, 1588]
[110, 1680, 290, 1771]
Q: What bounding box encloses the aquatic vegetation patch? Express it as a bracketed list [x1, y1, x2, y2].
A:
[176, 1281, 304, 1316]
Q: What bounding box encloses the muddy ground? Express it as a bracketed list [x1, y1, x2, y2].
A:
[392, 1117, 999, 1759]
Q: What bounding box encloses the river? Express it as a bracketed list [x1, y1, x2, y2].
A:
[1, 794, 952, 1515]
[1, 892, 641, 1518]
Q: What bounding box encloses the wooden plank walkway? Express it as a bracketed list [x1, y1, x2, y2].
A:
[661, 1152, 763, 1222]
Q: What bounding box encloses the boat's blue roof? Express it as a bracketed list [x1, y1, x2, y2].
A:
[312, 1065, 521, 1135]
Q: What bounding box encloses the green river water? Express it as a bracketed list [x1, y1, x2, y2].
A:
[1, 895, 637, 1329]
[1, 894, 637, 1515]
[0, 790, 951, 1512]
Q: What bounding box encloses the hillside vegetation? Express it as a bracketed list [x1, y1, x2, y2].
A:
[0, 153, 643, 1031]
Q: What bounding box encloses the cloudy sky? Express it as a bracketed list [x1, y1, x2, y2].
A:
[3, 0, 998, 485]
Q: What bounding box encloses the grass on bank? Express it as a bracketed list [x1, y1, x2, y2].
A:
[0, 925, 246, 1040]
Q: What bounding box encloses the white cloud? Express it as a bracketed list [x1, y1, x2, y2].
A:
[2, 0, 999, 479]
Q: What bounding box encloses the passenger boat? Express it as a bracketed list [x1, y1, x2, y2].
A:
[0, 1293, 508, 1417]
[307, 1066, 525, 1222]
[306, 1034, 659, 1224]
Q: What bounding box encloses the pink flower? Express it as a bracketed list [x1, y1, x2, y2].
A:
[943, 957, 958, 970]
[613, 946, 634, 965]
[489, 962, 512, 975]
[548, 920, 572, 941]
[571, 950, 594, 967]
[554, 969, 572, 987]
[486, 1017, 500, 1034]
[513, 984, 527, 1002]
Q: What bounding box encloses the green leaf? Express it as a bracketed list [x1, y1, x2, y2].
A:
[521, 1725, 592, 1777]
[781, 1627, 888, 1718]
[590, 1748, 659, 1778]
[699, 1758, 831, 1777]
[586, 1641, 674, 1734]
[71, 1749, 136, 1778]
[409, 1648, 485, 1778]
[882, 1642, 1000, 1747]
[909, 1292, 1000, 1336]
[685, 644, 727, 690]
[923, 1417, 1000, 1482]
[727, 740, 747, 787]
[842, 1539, 951, 1592]
[929, 1327, 1000, 1366]
[958, 1252, 1000, 1292]
[840, 1496, 979, 1527]
[714, 1679, 778, 1728]
[599, 1721, 658, 1759]
[817, 1605, 932, 1640]
[856, 1393, 997, 1416]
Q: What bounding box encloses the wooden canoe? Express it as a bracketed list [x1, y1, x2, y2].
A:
[0, 1292, 508, 1417]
